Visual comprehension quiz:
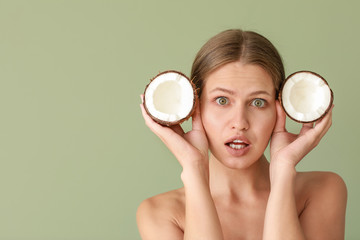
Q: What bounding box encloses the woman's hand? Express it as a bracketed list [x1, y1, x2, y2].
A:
[140, 95, 209, 173]
[270, 100, 334, 169]
[140, 95, 224, 239]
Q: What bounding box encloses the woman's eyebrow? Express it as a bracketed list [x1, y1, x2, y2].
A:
[249, 90, 272, 96]
[209, 87, 236, 95]
[209, 88, 272, 97]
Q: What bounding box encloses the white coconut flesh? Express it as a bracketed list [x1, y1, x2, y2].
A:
[281, 71, 333, 123]
[144, 71, 195, 125]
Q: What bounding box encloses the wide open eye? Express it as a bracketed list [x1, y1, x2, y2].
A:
[251, 98, 266, 108]
[216, 97, 229, 106]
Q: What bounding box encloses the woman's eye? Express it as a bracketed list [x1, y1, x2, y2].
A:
[251, 98, 266, 108]
[215, 97, 229, 106]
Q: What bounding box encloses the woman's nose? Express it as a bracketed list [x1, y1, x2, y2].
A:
[231, 106, 250, 131]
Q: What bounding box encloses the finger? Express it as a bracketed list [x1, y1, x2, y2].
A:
[316, 104, 334, 127]
[141, 94, 186, 136]
[299, 105, 334, 148]
[313, 104, 334, 138]
[139, 95, 208, 165]
[303, 122, 314, 128]
[139, 101, 163, 133]
[191, 100, 205, 132]
[273, 100, 287, 133]
[140, 102, 187, 148]
[299, 122, 314, 135]
[141, 96, 192, 143]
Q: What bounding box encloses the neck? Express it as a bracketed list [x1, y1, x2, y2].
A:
[209, 154, 270, 202]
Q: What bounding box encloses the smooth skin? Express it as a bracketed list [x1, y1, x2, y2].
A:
[137, 62, 347, 240]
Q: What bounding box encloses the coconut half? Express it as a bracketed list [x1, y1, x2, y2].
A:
[143, 70, 197, 126]
[279, 71, 333, 123]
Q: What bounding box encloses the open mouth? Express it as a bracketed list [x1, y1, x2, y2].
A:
[226, 139, 249, 150]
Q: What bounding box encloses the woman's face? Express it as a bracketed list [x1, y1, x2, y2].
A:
[200, 61, 277, 169]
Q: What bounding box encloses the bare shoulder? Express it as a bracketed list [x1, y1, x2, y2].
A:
[296, 171, 347, 197]
[295, 171, 347, 239]
[137, 188, 185, 240]
[137, 188, 185, 220]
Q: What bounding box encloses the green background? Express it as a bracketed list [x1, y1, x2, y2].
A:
[0, 0, 359, 239]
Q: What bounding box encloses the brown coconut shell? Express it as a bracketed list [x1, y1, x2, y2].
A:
[279, 70, 334, 123]
[143, 70, 198, 126]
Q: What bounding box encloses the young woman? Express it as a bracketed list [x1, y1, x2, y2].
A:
[137, 29, 347, 240]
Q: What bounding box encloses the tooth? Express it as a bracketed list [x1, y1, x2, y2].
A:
[229, 143, 246, 149]
[233, 140, 243, 143]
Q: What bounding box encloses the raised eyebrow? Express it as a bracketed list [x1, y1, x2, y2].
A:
[249, 90, 273, 97]
[209, 88, 272, 97]
[209, 87, 236, 95]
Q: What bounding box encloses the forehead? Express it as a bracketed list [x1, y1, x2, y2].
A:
[203, 62, 275, 95]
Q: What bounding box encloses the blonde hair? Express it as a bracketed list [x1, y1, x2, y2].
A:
[190, 29, 285, 97]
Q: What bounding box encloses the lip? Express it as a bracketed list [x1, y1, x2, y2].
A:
[224, 135, 251, 157]
[225, 135, 250, 145]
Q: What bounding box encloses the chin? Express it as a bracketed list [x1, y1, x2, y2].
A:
[224, 158, 258, 170]
[212, 153, 260, 170]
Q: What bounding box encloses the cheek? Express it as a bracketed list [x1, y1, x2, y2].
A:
[257, 108, 277, 138]
[200, 103, 222, 138]
[201, 107, 215, 133]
